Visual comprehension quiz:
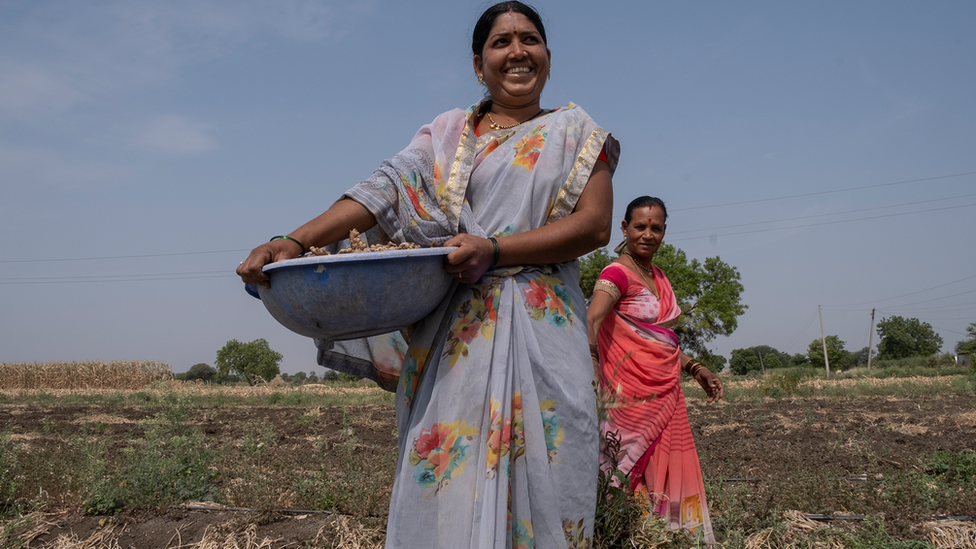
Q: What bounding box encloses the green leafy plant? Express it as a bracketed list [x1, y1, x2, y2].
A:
[0, 433, 17, 516]
[593, 430, 696, 548]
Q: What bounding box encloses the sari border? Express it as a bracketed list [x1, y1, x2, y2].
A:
[444, 113, 476, 233]
[547, 127, 610, 224]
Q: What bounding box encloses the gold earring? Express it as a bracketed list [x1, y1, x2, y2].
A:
[478, 73, 484, 84]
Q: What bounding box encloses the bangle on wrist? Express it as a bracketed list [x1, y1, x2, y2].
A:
[488, 236, 500, 270]
[270, 235, 307, 255]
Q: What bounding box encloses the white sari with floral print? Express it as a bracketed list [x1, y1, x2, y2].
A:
[338, 102, 618, 549]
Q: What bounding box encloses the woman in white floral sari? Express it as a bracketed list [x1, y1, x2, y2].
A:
[238, 3, 618, 547]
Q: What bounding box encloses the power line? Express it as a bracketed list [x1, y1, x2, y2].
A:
[670, 171, 976, 212]
[876, 289, 976, 309]
[668, 193, 976, 236]
[6, 171, 975, 264]
[0, 249, 250, 264]
[828, 274, 976, 308]
[668, 201, 976, 242]
[0, 271, 238, 285]
[783, 309, 820, 351]
[0, 269, 231, 282]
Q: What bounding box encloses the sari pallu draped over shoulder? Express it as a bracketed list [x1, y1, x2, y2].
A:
[326, 102, 619, 549]
[596, 264, 716, 545]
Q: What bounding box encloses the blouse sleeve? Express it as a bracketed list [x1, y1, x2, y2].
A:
[594, 263, 628, 301]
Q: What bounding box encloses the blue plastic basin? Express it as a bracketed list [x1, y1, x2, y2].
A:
[248, 247, 456, 341]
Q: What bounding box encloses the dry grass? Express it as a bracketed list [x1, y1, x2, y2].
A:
[0, 361, 173, 391]
[701, 374, 960, 392]
[925, 520, 976, 549]
[744, 510, 846, 549]
[0, 373, 386, 400]
[324, 515, 385, 549]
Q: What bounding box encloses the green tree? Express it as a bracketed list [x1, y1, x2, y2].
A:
[703, 354, 727, 372]
[185, 363, 216, 383]
[807, 335, 850, 370]
[729, 348, 762, 375]
[763, 353, 782, 370]
[876, 316, 944, 360]
[728, 345, 788, 375]
[953, 323, 976, 358]
[652, 244, 747, 359]
[215, 339, 282, 386]
[788, 353, 810, 367]
[852, 346, 873, 366]
[579, 247, 614, 299]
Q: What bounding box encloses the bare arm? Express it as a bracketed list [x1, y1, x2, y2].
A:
[586, 287, 617, 379]
[237, 198, 377, 288]
[445, 159, 614, 282]
[679, 350, 725, 403]
[587, 288, 616, 349]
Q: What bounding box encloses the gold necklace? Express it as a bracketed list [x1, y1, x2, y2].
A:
[624, 252, 658, 296]
[487, 109, 545, 130]
[624, 251, 654, 274]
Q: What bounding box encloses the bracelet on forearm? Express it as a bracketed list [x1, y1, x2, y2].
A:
[270, 235, 307, 255]
[488, 236, 500, 270]
[685, 360, 704, 377]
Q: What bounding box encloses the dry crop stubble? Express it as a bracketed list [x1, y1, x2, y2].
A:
[0, 361, 172, 391]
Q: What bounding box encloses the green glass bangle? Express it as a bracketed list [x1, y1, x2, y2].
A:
[270, 235, 306, 255]
[488, 236, 500, 270]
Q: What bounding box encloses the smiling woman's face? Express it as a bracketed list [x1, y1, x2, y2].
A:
[473, 11, 550, 109]
[622, 205, 667, 261]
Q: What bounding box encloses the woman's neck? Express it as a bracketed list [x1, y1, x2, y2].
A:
[488, 98, 543, 124]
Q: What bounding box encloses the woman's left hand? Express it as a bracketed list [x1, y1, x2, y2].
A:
[695, 368, 724, 403]
[444, 234, 495, 283]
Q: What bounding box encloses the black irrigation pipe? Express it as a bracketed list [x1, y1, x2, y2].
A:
[175, 505, 388, 519]
[177, 505, 344, 516]
[716, 476, 877, 482]
[807, 515, 973, 522]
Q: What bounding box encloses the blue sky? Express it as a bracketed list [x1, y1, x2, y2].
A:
[2, 0, 974, 374]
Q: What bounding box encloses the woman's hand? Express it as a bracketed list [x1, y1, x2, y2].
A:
[694, 368, 724, 403]
[443, 234, 495, 283]
[236, 198, 379, 289]
[237, 239, 303, 288]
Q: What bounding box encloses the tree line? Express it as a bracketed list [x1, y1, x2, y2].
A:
[728, 317, 974, 375]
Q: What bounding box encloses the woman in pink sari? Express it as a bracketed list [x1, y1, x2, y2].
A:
[586, 196, 723, 544]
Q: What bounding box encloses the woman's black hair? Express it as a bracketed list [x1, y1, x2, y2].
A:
[624, 196, 668, 223]
[471, 1, 547, 57]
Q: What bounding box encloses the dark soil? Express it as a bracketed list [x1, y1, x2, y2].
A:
[4, 392, 974, 547]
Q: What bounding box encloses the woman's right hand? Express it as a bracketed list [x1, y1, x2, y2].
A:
[695, 368, 725, 403]
[237, 239, 303, 288]
[443, 234, 495, 283]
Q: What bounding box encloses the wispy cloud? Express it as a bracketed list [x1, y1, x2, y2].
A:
[135, 115, 217, 154]
[0, 61, 83, 118]
[0, 145, 132, 192]
[0, 0, 354, 118]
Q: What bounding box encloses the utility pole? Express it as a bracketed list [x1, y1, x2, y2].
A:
[819, 305, 830, 375]
[867, 308, 876, 371]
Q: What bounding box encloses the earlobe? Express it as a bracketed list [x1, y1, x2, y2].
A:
[472, 55, 482, 79]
